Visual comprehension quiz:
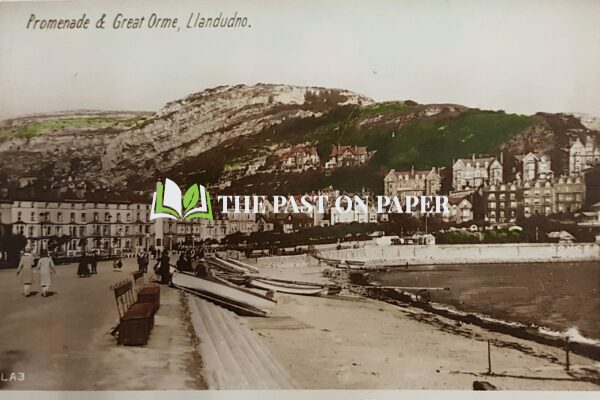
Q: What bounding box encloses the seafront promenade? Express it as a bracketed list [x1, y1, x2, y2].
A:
[0, 258, 205, 390]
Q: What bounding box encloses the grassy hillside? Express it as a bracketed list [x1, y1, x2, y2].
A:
[161, 103, 538, 195]
[312, 109, 534, 170]
[1, 116, 148, 138]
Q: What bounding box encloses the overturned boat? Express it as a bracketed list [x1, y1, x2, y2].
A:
[223, 256, 260, 273]
[172, 271, 276, 317]
[205, 255, 247, 274]
[248, 277, 326, 296]
[247, 276, 342, 296]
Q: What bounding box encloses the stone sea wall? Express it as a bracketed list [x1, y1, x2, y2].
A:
[249, 243, 600, 268]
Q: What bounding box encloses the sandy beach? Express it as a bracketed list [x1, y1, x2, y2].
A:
[241, 265, 600, 390]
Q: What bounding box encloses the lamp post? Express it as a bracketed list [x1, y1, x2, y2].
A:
[38, 212, 44, 253]
[107, 214, 113, 257]
[169, 234, 173, 253]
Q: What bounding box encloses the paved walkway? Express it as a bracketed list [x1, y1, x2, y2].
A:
[0, 258, 205, 390]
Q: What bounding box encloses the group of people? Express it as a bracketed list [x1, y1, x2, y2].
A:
[136, 251, 151, 273]
[77, 252, 99, 277]
[16, 248, 56, 297]
[153, 249, 206, 285]
[16, 247, 210, 298]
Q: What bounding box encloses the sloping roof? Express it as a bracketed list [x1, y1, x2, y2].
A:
[457, 156, 496, 165]
[387, 168, 438, 180]
[276, 145, 318, 158]
[515, 153, 549, 162]
[329, 145, 369, 157]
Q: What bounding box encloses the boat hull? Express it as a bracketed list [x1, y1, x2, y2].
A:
[224, 257, 260, 273]
[249, 278, 327, 296]
[172, 272, 275, 317]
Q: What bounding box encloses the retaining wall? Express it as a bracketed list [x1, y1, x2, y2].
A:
[245, 243, 600, 268]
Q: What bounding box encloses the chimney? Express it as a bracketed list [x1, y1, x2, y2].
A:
[472, 154, 475, 161]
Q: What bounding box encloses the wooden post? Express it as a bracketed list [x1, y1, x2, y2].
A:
[487, 340, 492, 374]
[565, 337, 570, 371]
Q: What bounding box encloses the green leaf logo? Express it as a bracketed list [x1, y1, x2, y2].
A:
[183, 184, 200, 214]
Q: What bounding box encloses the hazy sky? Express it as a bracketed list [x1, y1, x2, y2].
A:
[1, 0, 599, 119]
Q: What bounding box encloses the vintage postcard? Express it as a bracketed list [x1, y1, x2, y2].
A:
[0, 0, 599, 398]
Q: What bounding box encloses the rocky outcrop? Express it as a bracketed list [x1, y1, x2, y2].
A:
[103, 84, 371, 187]
[0, 84, 371, 191]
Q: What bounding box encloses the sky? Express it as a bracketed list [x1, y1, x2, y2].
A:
[1, 0, 599, 120]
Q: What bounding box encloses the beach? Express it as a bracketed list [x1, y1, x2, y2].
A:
[239, 265, 600, 390]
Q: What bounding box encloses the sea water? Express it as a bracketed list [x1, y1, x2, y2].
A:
[370, 261, 600, 341]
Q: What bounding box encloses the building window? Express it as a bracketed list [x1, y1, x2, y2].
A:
[17, 211, 22, 222]
[57, 212, 62, 222]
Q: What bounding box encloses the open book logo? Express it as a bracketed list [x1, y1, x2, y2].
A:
[150, 179, 213, 221]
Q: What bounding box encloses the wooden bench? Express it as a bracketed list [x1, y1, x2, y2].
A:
[110, 280, 155, 346]
[133, 271, 161, 313]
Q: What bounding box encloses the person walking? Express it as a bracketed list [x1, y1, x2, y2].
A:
[77, 252, 91, 277]
[16, 248, 36, 297]
[141, 252, 149, 273]
[154, 252, 171, 284]
[136, 252, 144, 273]
[90, 251, 98, 274]
[37, 249, 56, 297]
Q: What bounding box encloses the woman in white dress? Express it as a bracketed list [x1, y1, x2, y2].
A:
[36, 249, 56, 297]
[16, 248, 35, 296]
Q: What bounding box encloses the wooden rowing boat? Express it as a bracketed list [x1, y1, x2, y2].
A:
[223, 256, 260, 273]
[248, 277, 327, 296]
[172, 272, 276, 317]
[246, 276, 342, 296]
[344, 259, 366, 266]
[205, 256, 247, 274]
